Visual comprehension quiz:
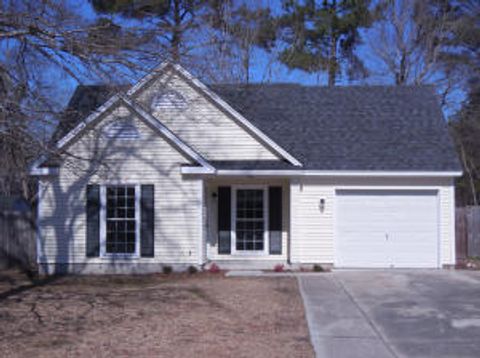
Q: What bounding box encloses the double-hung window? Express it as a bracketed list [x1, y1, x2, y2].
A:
[101, 185, 140, 257]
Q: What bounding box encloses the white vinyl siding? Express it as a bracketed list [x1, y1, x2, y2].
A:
[133, 69, 280, 161]
[290, 179, 335, 263]
[290, 177, 456, 267]
[38, 105, 202, 266]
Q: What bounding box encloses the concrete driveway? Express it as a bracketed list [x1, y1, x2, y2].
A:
[298, 270, 480, 358]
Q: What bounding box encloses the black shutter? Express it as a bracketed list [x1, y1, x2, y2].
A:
[141, 185, 155, 257]
[269, 187, 282, 255]
[218, 186, 231, 254]
[86, 185, 100, 257]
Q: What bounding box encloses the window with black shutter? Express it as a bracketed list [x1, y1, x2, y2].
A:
[105, 185, 137, 254]
[269, 187, 282, 255]
[85, 184, 155, 258]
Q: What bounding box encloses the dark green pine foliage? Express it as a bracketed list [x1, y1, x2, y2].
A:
[451, 89, 480, 206]
[90, 0, 220, 62]
[278, 0, 374, 86]
[443, 0, 480, 205]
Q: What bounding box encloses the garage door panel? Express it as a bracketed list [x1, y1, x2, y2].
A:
[336, 190, 439, 268]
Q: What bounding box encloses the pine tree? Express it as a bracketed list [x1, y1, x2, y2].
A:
[90, 0, 220, 62]
[278, 0, 374, 86]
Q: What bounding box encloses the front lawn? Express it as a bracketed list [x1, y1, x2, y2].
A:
[0, 271, 313, 357]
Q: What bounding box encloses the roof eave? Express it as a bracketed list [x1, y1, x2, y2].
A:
[180, 167, 463, 177]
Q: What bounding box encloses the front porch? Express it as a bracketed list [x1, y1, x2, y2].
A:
[204, 178, 290, 268]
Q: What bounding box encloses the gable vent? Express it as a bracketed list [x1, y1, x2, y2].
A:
[103, 119, 139, 139]
[151, 90, 187, 111]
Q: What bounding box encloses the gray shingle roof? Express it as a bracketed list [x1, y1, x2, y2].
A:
[52, 85, 129, 143]
[210, 84, 461, 171]
[56, 83, 461, 172]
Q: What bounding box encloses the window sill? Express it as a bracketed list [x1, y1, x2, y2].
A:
[231, 251, 268, 257]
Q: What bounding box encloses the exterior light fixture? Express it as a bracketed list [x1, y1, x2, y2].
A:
[319, 198, 326, 212]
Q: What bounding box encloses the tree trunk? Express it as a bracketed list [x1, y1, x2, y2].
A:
[328, 34, 337, 87]
[171, 0, 182, 62]
[243, 46, 250, 84]
[396, 49, 407, 85]
[460, 144, 478, 206]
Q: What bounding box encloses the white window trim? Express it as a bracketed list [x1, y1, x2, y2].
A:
[231, 185, 269, 256]
[99, 184, 141, 259]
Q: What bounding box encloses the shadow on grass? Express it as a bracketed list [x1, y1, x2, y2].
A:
[0, 273, 64, 302]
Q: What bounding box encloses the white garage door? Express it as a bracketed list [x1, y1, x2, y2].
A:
[336, 190, 439, 268]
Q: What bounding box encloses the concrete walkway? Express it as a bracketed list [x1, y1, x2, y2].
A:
[298, 275, 396, 358]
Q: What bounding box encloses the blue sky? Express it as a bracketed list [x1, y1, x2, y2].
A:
[53, 0, 464, 118]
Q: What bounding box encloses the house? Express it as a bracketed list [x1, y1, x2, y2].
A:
[30, 61, 462, 274]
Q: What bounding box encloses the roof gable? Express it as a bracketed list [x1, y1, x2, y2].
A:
[127, 62, 302, 166]
[31, 94, 214, 174]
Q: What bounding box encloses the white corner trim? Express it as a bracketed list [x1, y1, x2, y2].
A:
[198, 180, 205, 265]
[449, 182, 456, 265]
[120, 96, 215, 173]
[181, 167, 463, 178]
[36, 180, 44, 265]
[126, 60, 303, 167]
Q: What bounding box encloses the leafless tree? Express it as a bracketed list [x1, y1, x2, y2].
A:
[0, 0, 159, 199]
[366, 0, 460, 106]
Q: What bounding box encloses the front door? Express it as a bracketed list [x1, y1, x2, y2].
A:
[232, 187, 268, 255]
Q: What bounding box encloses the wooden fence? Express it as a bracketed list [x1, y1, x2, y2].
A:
[0, 200, 36, 270]
[456, 206, 480, 261]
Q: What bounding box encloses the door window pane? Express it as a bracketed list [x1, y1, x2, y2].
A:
[236, 189, 264, 251]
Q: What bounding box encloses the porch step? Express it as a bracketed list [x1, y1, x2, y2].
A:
[205, 260, 287, 271]
[225, 270, 265, 277]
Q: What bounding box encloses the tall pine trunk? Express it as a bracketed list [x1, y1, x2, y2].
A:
[171, 0, 182, 62]
[328, 34, 337, 87]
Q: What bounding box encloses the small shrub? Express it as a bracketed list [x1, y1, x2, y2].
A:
[313, 264, 325, 272]
[208, 263, 221, 273]
[274, 264, 284, 273]
[162, 266, 173, 275]
[187, 265, 198, 274]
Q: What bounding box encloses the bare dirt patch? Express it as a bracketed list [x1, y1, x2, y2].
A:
[0, 271, 313, 357]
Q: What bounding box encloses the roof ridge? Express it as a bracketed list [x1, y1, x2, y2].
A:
[210, 83, 435, 90]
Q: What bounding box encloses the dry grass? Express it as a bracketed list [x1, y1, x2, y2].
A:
[0, 271, 313, 358]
